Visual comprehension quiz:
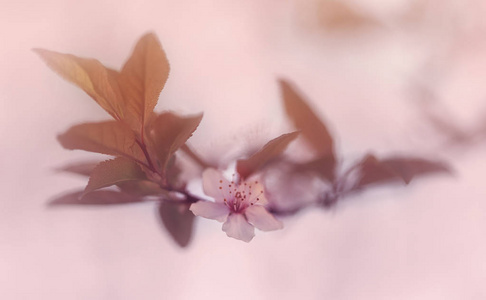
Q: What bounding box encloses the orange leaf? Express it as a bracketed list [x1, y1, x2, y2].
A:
[118, 33, 170, 133]
[34, 49, 125, 120]
[149, 112, 203, 171]
[58, 121, 146, 163]
[236, 131, 299, 179]
[83, 157, 147, 195]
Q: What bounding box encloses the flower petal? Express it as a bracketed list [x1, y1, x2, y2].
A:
[222, 213, 255, 242]
[245, 205, 283, 231]
[190, 201, 229, 222]
[246, 179, 268, 206]
[202, 168, 230, 202]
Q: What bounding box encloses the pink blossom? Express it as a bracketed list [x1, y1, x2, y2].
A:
[190, 168, 283, 242]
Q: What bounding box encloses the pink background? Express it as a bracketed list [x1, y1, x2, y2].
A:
[2, 0, 486, 299]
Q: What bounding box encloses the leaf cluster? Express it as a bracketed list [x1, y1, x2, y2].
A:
[38, 33, 451, 247]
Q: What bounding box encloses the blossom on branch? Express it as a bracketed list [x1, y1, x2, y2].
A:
[190, 168, 283, 242]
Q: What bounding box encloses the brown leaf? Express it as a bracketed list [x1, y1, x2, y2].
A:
[236, 131, 299, 179]
[355, 154, 401, 188]
[149, 112, 203, 171]
[58, 121, 146, 163]
[34, 49, 126, 121]
[293, 155, 336, 182]
[118, 33, 170, 133]
[84, 157, 147, 195]
[280, 79, 336, 178]
[48, 190, 144, 206]
[157, 201, 195, 248]
[355, 154, 451, 188]
[382, 157, 451, 184]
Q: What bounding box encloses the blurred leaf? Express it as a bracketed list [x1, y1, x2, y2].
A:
[382, 157, 451, 184]
[280, 79, 334, 157]
[181, 144, 212, 169]
[118, 32, 170, 132]
[280, 79, 336, 178]
[84, 157, 147, 195]
[236, 131, 299, 179]
[157, 201, 195, 248]
[164, 155, 186, 190]
[316, 0, 379, 31]
[149, 112, 203, 171]
[48, 190, 144, 206]
[34, 48, 125, 121]
[293, 155, 336, 182]
[56, 161, 100, 177]
[355, 154, 451, 188]
[355, 154, 401, 187]
[58, 121, 146, 163]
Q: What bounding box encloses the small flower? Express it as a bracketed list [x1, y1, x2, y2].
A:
[190, 168, 283, 242]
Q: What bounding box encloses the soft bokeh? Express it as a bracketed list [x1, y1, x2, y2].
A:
[2, 0, 486, 299]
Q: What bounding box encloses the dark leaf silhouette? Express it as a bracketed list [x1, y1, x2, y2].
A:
[157, 201, 195, 248]
[355, 154, 402, 187]
[383, 157, 451, 184]
[84, 157, 147, 195]
[280, 79, 336, 179]
[293, 155, 336, 182]
[48, 190, 144, 206]
[236, 131, 299, 179]
[355, 154, 451, 188]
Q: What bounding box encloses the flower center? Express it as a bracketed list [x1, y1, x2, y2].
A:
[218, 176, 264, 213]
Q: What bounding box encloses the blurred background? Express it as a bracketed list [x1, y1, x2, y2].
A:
[2, 0, 486, 299]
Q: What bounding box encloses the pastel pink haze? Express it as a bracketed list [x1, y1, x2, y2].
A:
[190, 168, 283, 242]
